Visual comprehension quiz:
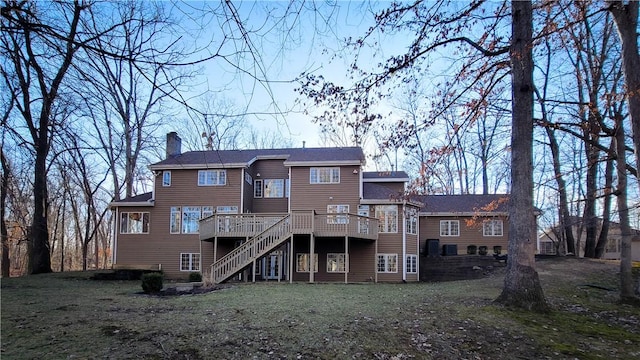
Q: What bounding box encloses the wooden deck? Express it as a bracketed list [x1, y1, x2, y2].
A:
[199, 211, 378, 241]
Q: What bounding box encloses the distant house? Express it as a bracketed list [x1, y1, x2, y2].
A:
[538, 217, 640, 261]
[109, 132, 514, 282]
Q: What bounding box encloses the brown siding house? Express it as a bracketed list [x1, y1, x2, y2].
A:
[416, 194, 511, 257]
[110, 132, 517, 282]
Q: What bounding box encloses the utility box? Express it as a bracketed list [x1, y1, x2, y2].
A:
[426, 239, 440, 257]
[442, 244, 458, 256]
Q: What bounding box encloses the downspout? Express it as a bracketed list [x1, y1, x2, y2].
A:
[288, 167, 291, 212]
[112, 207, 118, 266]
[402, 202, 407, 282]
[416, 206, 420, 281]
[358, 166, 363, 199]
[240, 168, 245, 213]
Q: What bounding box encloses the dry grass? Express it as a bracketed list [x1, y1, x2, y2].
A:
[1, 257, 639, 359]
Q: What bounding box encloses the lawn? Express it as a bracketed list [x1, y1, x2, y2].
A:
[1, 258, 639, 359]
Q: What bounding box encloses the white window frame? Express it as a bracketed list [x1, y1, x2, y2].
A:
[180, 253, 201, 271]
[406, 209, 418, 235]
[406, 255, 417, 274]
[327, 204, 349, 224]
[202, 206, 214, 219]
[326, 253, 347, 273]
[198, 169, 226, 186]
[483, 219, 503, 236]
[310, 167, 340, 184]
[285, 179, 290, 198]
[254, 179, 263, 198]
[216, 206, 238, 214]
[162, 171, 171, 187]
[377, 254, 398, 273]
[296, 253, 318, 273]
[440, 220, 460, 237]
[170, 207, 181, 234]
[119, 212, 149, 234]
[181, 206, 202, 234]
[263, 179, 284, 198]
[376, 205, 398, 233]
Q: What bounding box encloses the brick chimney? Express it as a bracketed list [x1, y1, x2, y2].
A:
[166, 132, 182, 159]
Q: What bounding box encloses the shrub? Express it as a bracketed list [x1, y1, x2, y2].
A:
[188, 272, 202, 282]
[141, 273, 163, 293]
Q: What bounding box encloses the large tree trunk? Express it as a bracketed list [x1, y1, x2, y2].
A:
[609, 1, 640, 192]
[496, 0, 547, 312]
[29, 135, 52, 274]
[1, 150, 10, 277]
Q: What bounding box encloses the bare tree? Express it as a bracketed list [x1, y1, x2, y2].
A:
[1, 148, 10, 276]
[0, 0, 94, 273]
[608, 1, 640, 191]
[495, 0, 547, 311]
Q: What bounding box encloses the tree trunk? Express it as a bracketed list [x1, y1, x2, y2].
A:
[609, 1, 640, 193]
[496, 0, 547, 312]
[614, 122, 636, 301]
[594, 143, 615, 258]
[1, 150, 10, 277]
[29, 140, 52, 274]
[545, 127, 576, 255]
[582, 129, 599, 258]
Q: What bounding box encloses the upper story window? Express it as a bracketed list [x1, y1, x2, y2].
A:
[264, 179, 284, 198]
[406, 209, 418, 235]
[181, 206, 202, 234]
[120, 212, 149, 234]
[310, 167, 340, 184]
[483, 219, 503, 236]
[198, 170, 226, 186]
[327, 204, 349, 224]
[375, 205, 398, 233]
[170, 206, 213, 234]
[254, 179, 263, 198]
[216, 206, 238, 214]
[162, 171, 171, 187]
[440, 220, 460, 237]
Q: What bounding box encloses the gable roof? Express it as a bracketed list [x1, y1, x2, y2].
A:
[416, 194, 510, 215]
[109, 192, 154, 208]
[149, 147, 365, 170]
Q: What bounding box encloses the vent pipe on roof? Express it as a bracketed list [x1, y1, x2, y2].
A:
[166, 132, 182, 159]
[302, 140, 306, 149]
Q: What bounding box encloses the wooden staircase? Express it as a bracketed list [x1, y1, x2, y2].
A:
[210, 214, 292, 284]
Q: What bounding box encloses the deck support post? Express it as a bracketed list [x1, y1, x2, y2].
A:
[345, 235, 349, 284]
[252, 259, 256, 283]
[374, 237, 378, 283]
[309, 234, 315, 283]
[289, 239, 294, 283]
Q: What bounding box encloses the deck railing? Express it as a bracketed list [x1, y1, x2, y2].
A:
[200, 211, 378, 240]
[211, 214, 292, 284]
